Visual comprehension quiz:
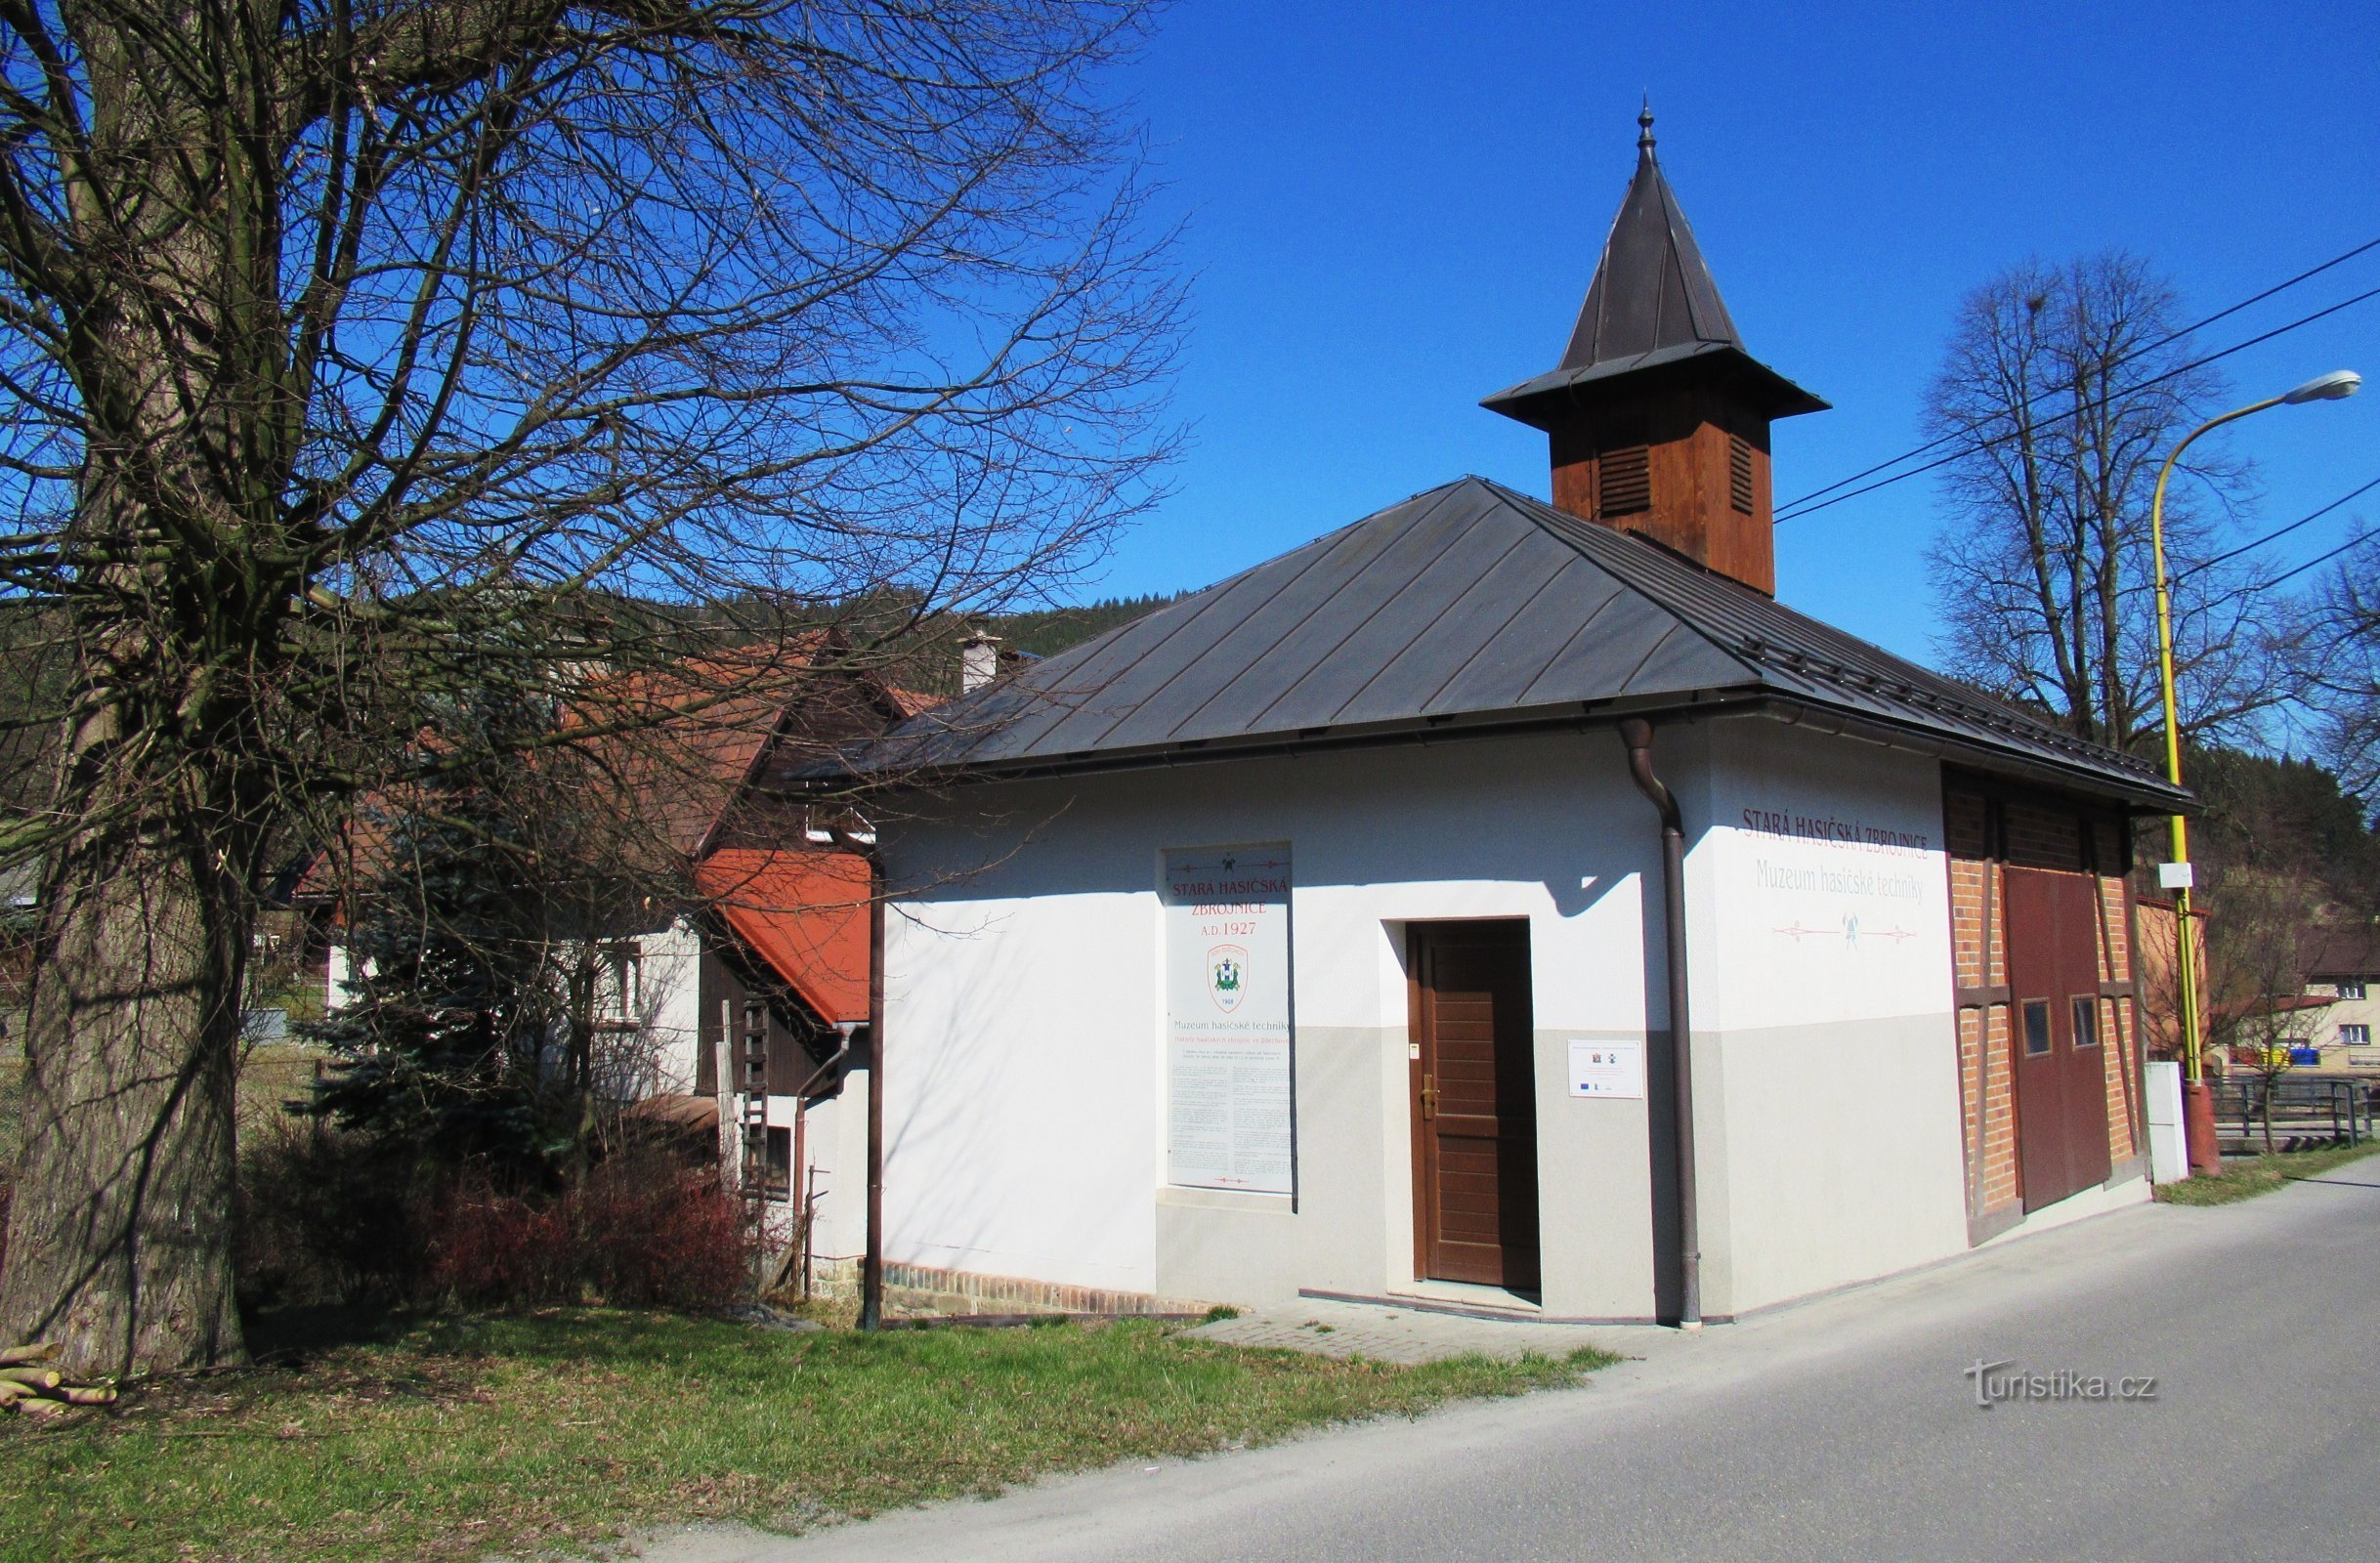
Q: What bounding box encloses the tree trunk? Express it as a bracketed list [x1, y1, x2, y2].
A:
[0, 824, 247, 1376]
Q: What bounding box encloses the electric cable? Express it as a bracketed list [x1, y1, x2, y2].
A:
[2175, 475, 2380, 583]
[1774, 247, 2380, 525]
[1777, 235, 2380, 514]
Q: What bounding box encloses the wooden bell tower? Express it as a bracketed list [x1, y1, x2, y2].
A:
[1482, 106, 1827, 597]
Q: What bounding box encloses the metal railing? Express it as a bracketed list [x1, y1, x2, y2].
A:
[2209, 1074, 2375, 1148]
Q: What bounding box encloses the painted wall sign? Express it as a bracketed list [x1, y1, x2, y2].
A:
[1568, 1039, 1644, 1099]
[1706, 732, 1955, 1034]
[1162, 844, 1295, 1195]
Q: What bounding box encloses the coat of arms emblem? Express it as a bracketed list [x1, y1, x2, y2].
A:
[1208, 945, 1249, 1014]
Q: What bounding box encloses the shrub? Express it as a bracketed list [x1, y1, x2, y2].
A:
[238, 1127, 757, 1314]
[427, 1155, 755, 1312]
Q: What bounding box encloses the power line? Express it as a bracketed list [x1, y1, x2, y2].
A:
[1774, 281, 2380, 524]
[2177, 474, 2380, 582]
[2270, 523, 2380, 590]
[1776, 234, 2380, 515]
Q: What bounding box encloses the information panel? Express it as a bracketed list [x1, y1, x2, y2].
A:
[1162, 844, 1295, 1195]
[1567, 1039, 1644, 1099]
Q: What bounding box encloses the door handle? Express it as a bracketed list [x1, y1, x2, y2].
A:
[1421, 1076, 1439, 1120]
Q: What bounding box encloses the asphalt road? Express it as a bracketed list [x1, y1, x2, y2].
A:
[650, 1166, 2380, 1562]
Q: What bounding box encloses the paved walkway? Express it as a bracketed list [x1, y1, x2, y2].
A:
[634, 1160, 2380, 1562]
[1179, 1296, 1660, 1364]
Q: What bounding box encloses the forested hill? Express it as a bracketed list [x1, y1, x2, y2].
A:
[2188, 747, 2380, 919]
[988, 593, 1182, 658]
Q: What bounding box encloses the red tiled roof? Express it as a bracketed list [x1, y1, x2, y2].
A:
[694, 848, 871, 1026]
[2299, 924, 2380, 981]
[303, 640, 920, 907]
[567, 640, 831, 863]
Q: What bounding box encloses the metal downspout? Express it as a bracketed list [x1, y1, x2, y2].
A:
[858, 849, 887, 1331]
[1619, 719, 1702, 1330]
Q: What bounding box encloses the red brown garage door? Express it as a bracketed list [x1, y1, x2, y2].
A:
[2005, 866, 2112, 1209]
[1408, 921, 1541, 1290]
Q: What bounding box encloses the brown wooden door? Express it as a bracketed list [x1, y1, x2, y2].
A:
[2005, 867, 2113, 1210]
[1409, 921, 1541, 1290]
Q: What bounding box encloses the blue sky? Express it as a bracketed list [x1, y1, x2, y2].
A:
[1083, 0, 2380, 667]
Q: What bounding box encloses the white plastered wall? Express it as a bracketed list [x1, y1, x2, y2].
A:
[636, 916, 705, 1096]
[1680, 718, 1969, 1317]
[793, 1079, 867, 1266]
[323, 941, 358, 1012]
[878, 716, 1975, 1321]
[881, 733, 1670, 1316]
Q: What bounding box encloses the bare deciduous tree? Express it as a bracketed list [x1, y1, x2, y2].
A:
[2202, 864, 2322, 1155]
[1924, 252, 2290, 751]
[0, 0, 1179, 1373]
[2296, 537, 2380, 805]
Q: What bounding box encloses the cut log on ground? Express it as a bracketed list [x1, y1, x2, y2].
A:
[0, 1342, 117, 1417]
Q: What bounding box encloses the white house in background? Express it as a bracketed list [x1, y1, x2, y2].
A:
[2292, 926, 2380, 1072]
[791, 114, 2189, 1325]
[316, 650, 925, 1270]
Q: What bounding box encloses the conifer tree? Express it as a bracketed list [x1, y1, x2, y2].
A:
[302, 714, 574, 1183]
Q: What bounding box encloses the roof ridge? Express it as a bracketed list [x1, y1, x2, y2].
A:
[1478, 478, 2170, 784]
[840, 473, 2184, 809]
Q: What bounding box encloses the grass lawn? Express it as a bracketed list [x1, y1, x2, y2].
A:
[0, 1307, 1612, 1563]
[2154, 1138, 2380, 1206]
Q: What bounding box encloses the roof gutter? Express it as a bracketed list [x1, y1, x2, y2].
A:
[1619, 718, 1701, 1330]
[1745, 698, 2191, 817]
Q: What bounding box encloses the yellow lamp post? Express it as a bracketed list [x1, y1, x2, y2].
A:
[2149, 368, 2360, 1173]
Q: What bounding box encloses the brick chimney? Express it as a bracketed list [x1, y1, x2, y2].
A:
[1481, 105, 1826, 596]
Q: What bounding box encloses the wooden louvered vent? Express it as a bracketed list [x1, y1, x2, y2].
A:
[1598, 445, 1651, 518]
[1729, 436, 1755, 514]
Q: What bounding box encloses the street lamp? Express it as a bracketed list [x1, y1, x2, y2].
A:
[2150, 368, 2361, 1174]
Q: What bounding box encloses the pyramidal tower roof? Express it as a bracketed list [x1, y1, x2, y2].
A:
[1483, 105, 1826, 429]
[1564, 103, 1741, 366]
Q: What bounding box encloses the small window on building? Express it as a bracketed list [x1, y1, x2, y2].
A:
[744, 1123, 791, 1198]
[2339, 980, 2366, 1001]
[2021, 999, 2052, 1056]
[1728, 435, 1755, 514]
[2342, 1023, 2371, 1047]
[2071, 996, 2100, 1049]
[1599, 445, 1651, 517]
[594, 943, 641, 1022]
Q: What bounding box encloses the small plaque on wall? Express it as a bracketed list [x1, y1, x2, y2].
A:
[1567, 1040, 1644, 1099]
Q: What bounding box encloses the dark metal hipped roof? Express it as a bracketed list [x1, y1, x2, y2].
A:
[840, 477, 2189, 812]
[1482, 109, 1827, 428]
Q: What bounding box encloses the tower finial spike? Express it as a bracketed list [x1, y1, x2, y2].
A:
[1637, 95, 1655, 152]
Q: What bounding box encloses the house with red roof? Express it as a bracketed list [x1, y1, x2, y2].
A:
[315, 641, 931, 1257]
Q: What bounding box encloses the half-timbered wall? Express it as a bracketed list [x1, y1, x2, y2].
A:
[1947, 782, 2142, 1242]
